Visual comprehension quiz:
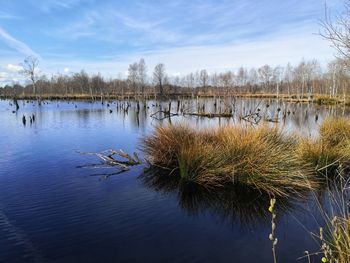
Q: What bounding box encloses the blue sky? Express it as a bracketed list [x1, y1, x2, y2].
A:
[0, 0, 344, 84]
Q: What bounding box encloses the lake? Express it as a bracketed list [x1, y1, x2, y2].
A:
[0, 98, 348, 263]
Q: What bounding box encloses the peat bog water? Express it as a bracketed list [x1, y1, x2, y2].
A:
[0, 98, 349, 263]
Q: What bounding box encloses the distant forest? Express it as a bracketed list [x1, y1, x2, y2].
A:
[1, 57, 349, 100]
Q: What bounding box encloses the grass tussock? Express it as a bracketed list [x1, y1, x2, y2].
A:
[320, 118, 350, 147]
[143, 124, 316, 197]
[298, 118, 350, 172]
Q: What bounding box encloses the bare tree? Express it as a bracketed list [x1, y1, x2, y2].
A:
[284, 63, 293, 96]
[272, 66, 283, 98]
[219, 71, 233, 95]
[138, 58, 147, 98]
[248, 68, 259, 93]
[185, 73, 195, 89]
[21, 56, 39, 96]
[258, 65, 273, 93]
[236, 67, 248, 86]
[210, 72, 219, 88]
[91, 73, 104, 101]
[153, 63, 166, 96]
[320, 1, 350, 65]
[128, 62, 139, 97]
[76, 71, 93, 100]
[293, 61, 307, 99]
[306, 59, 321, 98]
[199, 69, 209, 90]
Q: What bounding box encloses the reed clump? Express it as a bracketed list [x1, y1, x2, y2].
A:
[143, 124, 316, 197]
[298, 118, 350, 172]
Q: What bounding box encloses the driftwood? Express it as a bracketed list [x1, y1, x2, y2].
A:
[77, 149, 142, 177]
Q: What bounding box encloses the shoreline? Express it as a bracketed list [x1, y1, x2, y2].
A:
[0, 93, 347, 106]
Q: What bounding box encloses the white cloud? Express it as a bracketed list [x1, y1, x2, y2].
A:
[0, 72, 9, 78]
[43, 27, 335, 77]
[6, 64, 23, 72]
[0, 62, 25, 86]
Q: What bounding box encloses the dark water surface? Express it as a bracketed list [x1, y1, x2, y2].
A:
[0, 98, 348, 263]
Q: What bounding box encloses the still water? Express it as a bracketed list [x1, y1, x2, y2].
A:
[0, 98, 348, 263]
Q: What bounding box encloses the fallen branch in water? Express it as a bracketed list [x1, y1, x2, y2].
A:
[150, 110, 179, 120]
[240, 112, 261, 124]
[150, 110, 233, 120]
[184, 112, 232, 118]
[265, 117, 279, 123]
[77, 149, 142, 172]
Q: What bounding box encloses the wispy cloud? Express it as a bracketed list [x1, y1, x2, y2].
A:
[42, 25, 334, 78]
[51, 0, 339, 51]
[0, 27, 39, 57]
[32, 0, 94, 12]
[55, 9, 181, 46]
[0, 12, 20, 20]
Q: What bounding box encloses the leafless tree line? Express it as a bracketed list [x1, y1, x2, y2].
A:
[1, 57, 350, 100]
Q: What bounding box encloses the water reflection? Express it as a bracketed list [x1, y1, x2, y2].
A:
[2, 98, 350, 137]
[140, 170, 308, 228]
[106, 98, 350, 137]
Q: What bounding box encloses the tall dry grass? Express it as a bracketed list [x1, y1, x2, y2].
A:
[298, 118, 350, 173]
[143, 124, 317, 197]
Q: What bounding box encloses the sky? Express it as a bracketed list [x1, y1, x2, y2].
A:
[0, 0, 344, 85]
